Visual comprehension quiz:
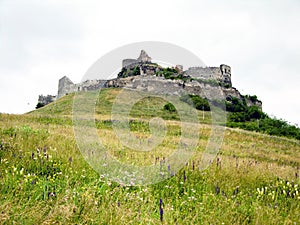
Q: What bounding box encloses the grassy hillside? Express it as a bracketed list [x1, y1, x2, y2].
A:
[0, 89, 299, 224]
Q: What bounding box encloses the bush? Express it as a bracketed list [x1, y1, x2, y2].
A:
[227, 116, 300, 140]
[225, 97, 247, 112]
[163, 103, 176, 112]
[180, 94, 210, 111]
[156, 67, 178, 79]
[229, 106, 266, 122]
[247, 106, 265, 120]
[245, 95, 258, 102]
[36, 102, 45, 109]
[132, 66, 140, 76]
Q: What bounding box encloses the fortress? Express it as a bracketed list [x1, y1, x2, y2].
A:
[38, 50, 261, 108]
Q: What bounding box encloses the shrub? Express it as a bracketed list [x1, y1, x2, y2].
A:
[180, 94, 210, 111]
[132, 66, 140, 76]
[163, 103, 176, 112]
[247, 106, 265, 120]
[225, 97, 247, 112]
[156, 67, 178, 80]
[36, 102, 45, 109]
[245, 95, 258, 102]
[227, 116, 300, 140]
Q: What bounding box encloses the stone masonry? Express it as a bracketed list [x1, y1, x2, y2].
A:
[51, 50, 261, 109]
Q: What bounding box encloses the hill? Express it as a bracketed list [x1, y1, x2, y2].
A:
[33, 88, 300, 140]
[0, 88, 299, 224]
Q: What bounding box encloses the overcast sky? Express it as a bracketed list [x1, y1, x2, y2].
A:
[0, 0, 299, 126]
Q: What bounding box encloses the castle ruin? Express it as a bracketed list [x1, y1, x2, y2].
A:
[184, 64, 232, 87]
[38, 50, 261, 109]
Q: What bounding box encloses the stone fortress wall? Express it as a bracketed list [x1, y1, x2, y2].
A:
[38, 50, 261, 109]
[57, 66, 232, 100]
[122, 59, 138, 68]
[122, 50, 152, 67]
[184, 64, 232, 86]
[57, 76, 106, 99]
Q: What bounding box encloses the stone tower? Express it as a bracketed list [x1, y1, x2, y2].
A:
[137, 50, 152, 63]
[220, 64, 232, 86]
[57, 76, 74, 99]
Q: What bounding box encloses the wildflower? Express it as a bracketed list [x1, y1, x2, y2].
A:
[215, 186, 220, 195]
[20, 168, 24, 175]
[160, 207, 164, 222]
[222, 190, 227, 198]
[233, 186, 239, 196]
[159, 198, 163, 222]
[69, 157, 73, 164]
[216, 157, 221, 168]
[188, 196, 196, 201]
[48, 192, 56, 198]
[183, 170, 186, 182]
[257, 188, 262, 195]
[155, 157, 159, 164]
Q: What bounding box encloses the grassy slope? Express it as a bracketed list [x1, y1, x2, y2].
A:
[0, 88, 299, 224]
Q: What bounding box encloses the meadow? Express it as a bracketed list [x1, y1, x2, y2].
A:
[0, 88, 299, 224]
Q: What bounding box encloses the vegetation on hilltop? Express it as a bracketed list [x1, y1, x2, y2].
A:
[224, 97, 300, 140]
[30, 89, 300, 140]
[178, 94, 300, 140]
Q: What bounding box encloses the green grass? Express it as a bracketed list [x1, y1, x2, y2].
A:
[0, 88, 299, 224]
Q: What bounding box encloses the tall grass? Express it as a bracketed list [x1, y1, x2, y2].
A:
[0, 89, 299, 224]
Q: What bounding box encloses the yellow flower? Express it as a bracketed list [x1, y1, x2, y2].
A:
[20, 168, 24, 175]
